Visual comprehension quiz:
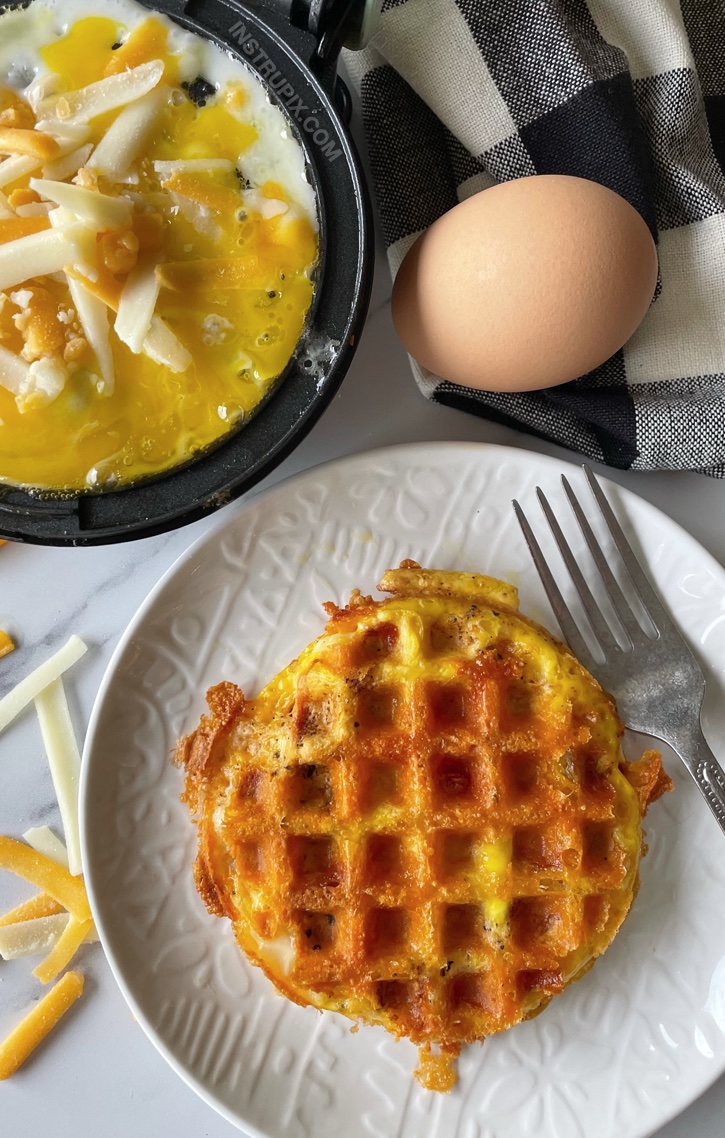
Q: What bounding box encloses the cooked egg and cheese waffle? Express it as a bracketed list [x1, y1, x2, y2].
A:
[177, 562, 671, 1091]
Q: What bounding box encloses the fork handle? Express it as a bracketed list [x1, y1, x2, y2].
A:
[678, 729, 725, 836]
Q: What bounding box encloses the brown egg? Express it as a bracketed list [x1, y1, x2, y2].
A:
[391, 175, 658, 392]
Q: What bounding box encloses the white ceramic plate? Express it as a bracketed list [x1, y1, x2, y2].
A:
[81, 442, 725, 1138]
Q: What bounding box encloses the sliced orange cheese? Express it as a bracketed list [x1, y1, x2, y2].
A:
[0, 837, 90, 921]
[0, 971, 84, 1080]
[0, 892, 63, 927]
[0, 631, 14, 659]
[0, 128, 59, 161]
[33, 914, 92, 984]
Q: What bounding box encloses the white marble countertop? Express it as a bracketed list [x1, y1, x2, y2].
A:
[3, 132, 725, 1138]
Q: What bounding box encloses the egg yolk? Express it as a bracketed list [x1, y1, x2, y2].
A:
[0, 15, 317, 491]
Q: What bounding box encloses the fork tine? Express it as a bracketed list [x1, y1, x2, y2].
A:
[561, 474, 646, 645]
[536, 487, 621, 654]
[512, 499, 597, 670]
[583, 466, 669, 630]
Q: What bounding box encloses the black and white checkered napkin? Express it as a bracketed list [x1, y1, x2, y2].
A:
[344, 1, 725, 475]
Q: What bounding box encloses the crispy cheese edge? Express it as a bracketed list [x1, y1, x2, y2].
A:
[175, 682, 246, 920]
[378, 560, 520, 612]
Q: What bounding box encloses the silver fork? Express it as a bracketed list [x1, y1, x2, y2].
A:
[513, 465, 725, 837]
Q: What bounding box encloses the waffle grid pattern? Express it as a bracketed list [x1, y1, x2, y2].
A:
[222, 599, 633, 1045]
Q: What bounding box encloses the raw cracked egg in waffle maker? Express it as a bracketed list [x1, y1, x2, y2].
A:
[0, 0, 372, 544]
[176, 561, 671, 1092]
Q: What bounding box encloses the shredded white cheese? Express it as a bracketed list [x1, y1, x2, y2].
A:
[65, 273, 115, 395]
[43, 143, 93, 183]
[30, 178, 133, 230]
[0, 188, 13, 219]
[153, 159, 234, 176]
[0, 635, 87, 735]
[40, 123, 92, 151]
[22, 826, 69, 871]
[0, 914, 69, 960]
[0, 154, 42, 189]
[37, 60, 165, 127]
[14, 202, 53, 218]
[35, 679, 83, 877]
[167, 190, 221, 242]
[88, 85, 168, 178]
[115, 256, 161, 354]
[143, 316, 192, 373]
[0, 223, 85, 292]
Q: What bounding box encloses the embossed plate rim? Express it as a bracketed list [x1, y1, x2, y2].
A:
[80, 441, 725, 1138]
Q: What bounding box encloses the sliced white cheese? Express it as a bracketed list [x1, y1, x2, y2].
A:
[143, 316, 192, 373]
[115, 256, 161, 354]
[43, 143, 94, 183]
[38, 60, 165, 127]
[35, 679, 83, 878]
[0, 154, 41, 189]
[0, 343, 30, 395]
[88, 86, 168, 179]
[65, 274, 115, 396]
[0, 223, 85, 292]
[153, 159, 234, 176]
[0, 635, 87, 735]
[0, 914, 69, 960]
[30, 179, 132, 231]
[22, 827, 70, 871]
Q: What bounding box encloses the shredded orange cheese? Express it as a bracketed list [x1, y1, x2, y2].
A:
[0, 892, 62, 926]
[0, 631, 14, 659]
[0, 836, 90, 920]
[0, 971, 84, 1079]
